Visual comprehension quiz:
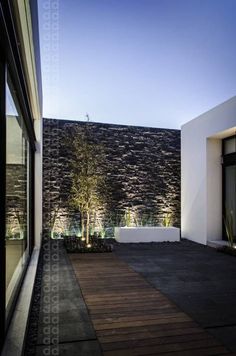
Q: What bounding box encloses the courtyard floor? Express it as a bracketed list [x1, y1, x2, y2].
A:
[115, 240, 236, 353]
[25, 239, 236, 355]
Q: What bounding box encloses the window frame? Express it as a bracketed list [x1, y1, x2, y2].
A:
[222, 135, 236, 241]
[222, 134, 236, 156]
[5, 73, 31, 319]
[0, 0, 36, 350]
[0, 46, 6, 354]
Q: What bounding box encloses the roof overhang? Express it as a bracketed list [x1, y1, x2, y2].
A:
[13, 0, 42, 121]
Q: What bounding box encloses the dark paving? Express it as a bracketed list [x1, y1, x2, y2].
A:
[114, 239, 236, 352]
[32, 241, 102, 356]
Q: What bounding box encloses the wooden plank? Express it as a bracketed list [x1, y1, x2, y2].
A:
[69, 253, 231, 355]
[96, 322, 200, 337]
[92, 312, 189, 325]
[103, 346, 229, 356]
[101, 332, 216, 351]
[102, 339, 225, 356]
[99, 327, 208, 343]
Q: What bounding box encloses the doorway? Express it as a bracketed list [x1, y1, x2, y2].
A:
[223, 135, 236, 241]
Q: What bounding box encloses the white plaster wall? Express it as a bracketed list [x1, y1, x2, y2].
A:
[181, 97, 236, 245]
[34, 119, 42, 248]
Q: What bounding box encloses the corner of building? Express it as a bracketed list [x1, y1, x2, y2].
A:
[181, 97, 236, 245]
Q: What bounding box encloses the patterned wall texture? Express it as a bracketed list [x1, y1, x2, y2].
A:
[43, 118, 181, 235]
[6, 164, 27, 237]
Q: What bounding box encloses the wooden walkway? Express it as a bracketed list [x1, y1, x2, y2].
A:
[69, 253, 231, 355]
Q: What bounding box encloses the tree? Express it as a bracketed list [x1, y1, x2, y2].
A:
[70, 125, 105, 245]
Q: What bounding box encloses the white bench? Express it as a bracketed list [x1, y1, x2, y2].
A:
[115, 226, 180, 243]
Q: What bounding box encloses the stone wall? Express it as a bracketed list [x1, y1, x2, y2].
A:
[6, 164, 27, 237]
[43, 118, 181, 235]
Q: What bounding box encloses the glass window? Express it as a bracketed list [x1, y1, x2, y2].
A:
[225, 165, 236, 238]
[5, 74, 29, 315]
[224, 136, 236, 155]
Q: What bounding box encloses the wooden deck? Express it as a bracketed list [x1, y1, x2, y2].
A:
[69, 253, 231, 355]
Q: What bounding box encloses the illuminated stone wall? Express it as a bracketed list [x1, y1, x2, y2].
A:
[6, 164, 27, 237]
[43, 118, 181, 235]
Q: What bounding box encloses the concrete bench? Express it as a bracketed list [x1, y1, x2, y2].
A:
[115, 226, 180, 243]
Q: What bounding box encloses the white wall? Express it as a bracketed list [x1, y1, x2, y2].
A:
[181, 97, 236, 245]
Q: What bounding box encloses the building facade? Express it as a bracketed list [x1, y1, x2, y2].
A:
[0, 1, 235, 353]
[0, 1, 42, 353]
[181, 97, 236, 245]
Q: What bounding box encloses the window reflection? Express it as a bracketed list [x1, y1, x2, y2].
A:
[5, 75, 29, 313]
[225, 165, 236, 238]
[224, 137, 236, 155]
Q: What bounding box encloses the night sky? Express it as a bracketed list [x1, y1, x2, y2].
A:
[38, 0, 236, 128]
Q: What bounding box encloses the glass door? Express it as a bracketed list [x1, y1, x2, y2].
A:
[5, 73, 30, 317]
[223, 136, 236, 241]
[224, 165, 236, 239]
